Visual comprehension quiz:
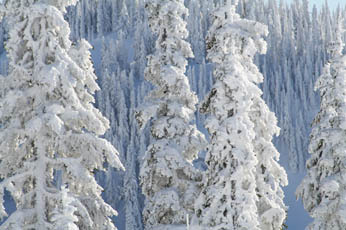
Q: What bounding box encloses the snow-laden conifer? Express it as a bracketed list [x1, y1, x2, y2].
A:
[136, 0, 206, 229]
[0, 0, 123, 229]
[251, 96, 288, 230]
[296, 15, 346, 230]
[194, 1, 287, 229]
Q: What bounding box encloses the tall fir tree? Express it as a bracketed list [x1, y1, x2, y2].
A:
[135, 0, 206, 229]
[194, 0, 287, 229]
[0, 0, 123, 229]
[251, 88, 288, 229]
[296, 15, 346, 230]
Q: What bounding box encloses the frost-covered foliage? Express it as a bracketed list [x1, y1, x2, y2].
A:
[0, 0, 123, 229]
[194, 1, 287, 229]
[296, 16, 346, 230]
[0, 0, 345, 229]
[136, 0, 206, 229]
[252, 91, 288, 230]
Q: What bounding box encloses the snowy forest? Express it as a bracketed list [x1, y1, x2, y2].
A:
[0, 0, 346, 229]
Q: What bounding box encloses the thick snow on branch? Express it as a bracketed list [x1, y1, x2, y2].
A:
[194, 1, 287, 229]
[0, 1, 123, 229]
[138, 0, 206, 229]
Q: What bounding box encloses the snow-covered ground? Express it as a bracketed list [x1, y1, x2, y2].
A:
[284, 171, 312, 229]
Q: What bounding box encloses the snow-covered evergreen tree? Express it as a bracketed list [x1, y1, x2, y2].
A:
[135, 0, 205, 229]
[296, 15, 346, 230]
[251, 92, 288, 230]
[17, 0, 346, 229]
[0, 0, 123, 229]
[194, 0, 287, 229]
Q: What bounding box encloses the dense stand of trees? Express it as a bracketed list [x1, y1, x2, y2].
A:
[0, 0, 345, 229]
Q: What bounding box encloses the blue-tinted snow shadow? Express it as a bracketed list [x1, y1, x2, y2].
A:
[0, 189, 16, 225]
[284, 171, 312, 230]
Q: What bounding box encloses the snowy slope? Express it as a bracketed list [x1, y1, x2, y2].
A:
[1, 0, 346, 229]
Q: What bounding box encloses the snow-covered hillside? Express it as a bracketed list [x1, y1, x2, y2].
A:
[0, 0, 345, 229]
